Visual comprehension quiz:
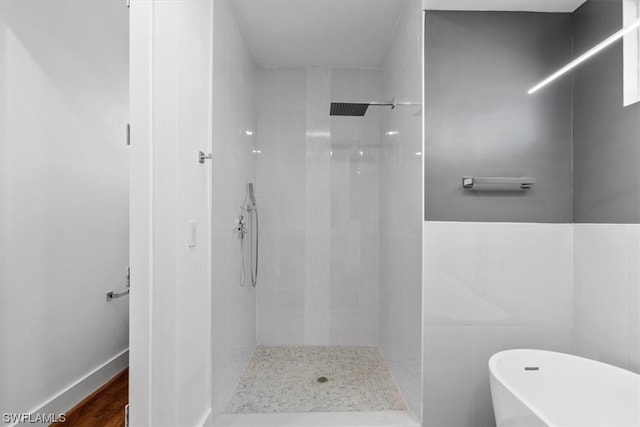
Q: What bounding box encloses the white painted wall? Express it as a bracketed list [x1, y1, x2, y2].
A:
[422, 222, 574, 427]
[129, 1, 212, 425]
[0, 0, 129, 419]
[573, 224, 640, 374]
[378, 0, 424, 420]
[210, 0, 257, 418]
[255, 67, 381, 345]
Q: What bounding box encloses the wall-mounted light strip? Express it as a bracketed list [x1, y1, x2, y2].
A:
[528, 16, 640, 94]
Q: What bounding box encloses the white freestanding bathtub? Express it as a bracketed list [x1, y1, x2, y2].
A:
[489, 349, 640, 427]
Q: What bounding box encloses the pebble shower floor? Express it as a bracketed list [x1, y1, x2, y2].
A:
[224, 345, 407, 414]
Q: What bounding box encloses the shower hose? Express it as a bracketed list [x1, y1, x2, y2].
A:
[240, 207, 259, 288]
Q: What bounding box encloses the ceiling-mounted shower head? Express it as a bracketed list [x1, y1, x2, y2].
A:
[330, 103, 370, 116]
[329, 99, 396, 117]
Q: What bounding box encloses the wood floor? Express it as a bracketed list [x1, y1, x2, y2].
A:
[51, 368, 128, 427]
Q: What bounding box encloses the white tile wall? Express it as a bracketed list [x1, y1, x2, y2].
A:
[423, 221, 575, 427]
[422, 222, 640, 427]
[255, 67, 382, 345]
[423, 327, 474, 427]
[424, 222, 574, 328]
[573, 224, 640, 373]
[378, 0, 424, 421]
[211, 0, 257, 417]
[304, 68, 332, 344]
[255, 67, 308, 345]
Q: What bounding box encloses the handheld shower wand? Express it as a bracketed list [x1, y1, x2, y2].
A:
[247, 183, 257, 208]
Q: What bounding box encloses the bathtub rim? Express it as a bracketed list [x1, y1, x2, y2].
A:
[489, 348, 640, 427]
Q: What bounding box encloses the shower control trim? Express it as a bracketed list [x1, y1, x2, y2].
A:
[234, 215, 247, 239]
[199, 151, 212, 164]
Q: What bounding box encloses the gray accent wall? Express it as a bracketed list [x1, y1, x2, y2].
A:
[424, 11, 574, 223]
[573, 0, 640, 224]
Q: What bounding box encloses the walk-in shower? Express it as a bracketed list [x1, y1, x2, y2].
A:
[210, 0, 424, 424]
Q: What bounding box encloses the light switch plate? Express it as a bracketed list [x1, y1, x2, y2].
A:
[188, 221, 197, 248]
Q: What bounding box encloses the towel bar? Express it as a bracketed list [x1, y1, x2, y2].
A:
[462, 176, 536, 190]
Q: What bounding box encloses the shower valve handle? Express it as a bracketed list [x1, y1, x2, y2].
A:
[233, 215, 246, 239]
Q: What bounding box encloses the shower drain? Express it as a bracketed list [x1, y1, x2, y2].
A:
[316, 376, 329, 383]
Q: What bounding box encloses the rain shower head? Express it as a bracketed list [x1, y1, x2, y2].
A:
[330, 103, 370, 116]
[329, 100, 397, 117]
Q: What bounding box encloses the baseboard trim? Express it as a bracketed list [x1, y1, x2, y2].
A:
[17, 349, 129, 427]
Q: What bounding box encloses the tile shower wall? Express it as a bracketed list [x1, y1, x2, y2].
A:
[210, 0, 257, 417]
[423, 222, 574, 427]
[378, 0, 423, 421]
[255, 67, 381, 346]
